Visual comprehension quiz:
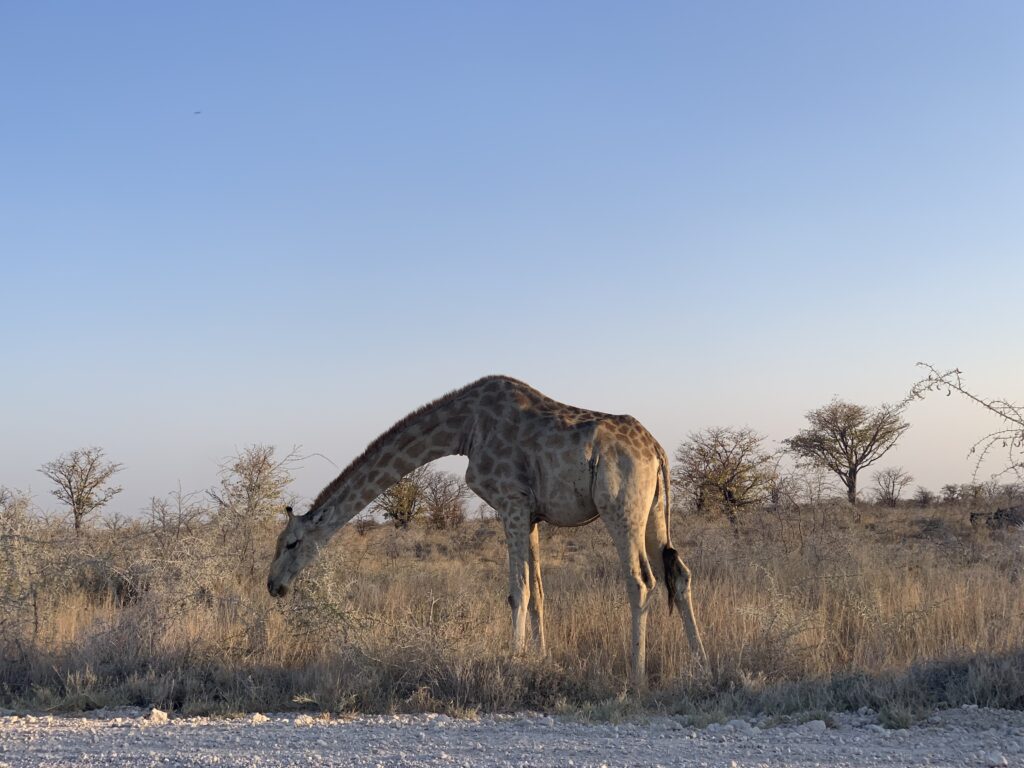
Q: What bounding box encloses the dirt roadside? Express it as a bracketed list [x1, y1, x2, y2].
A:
[1, 706, 1023, 767]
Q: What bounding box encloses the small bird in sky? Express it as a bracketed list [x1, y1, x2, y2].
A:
[193, 110, 202, 115]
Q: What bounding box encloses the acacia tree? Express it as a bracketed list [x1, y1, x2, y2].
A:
[784, 399, 909, 503]
[39, 447, 124, 534]
[672, 427, 778, 525]
[873, 466, 914, 507]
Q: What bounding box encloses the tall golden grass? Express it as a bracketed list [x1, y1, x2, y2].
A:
[2, 503, 1023, 723]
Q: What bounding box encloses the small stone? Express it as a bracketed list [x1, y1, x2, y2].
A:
[985, 752, 1007, 767]
[145, 709, 168, 724]
[802, 720, 827, 734]
[293, 714, 315, 726]
[250, 713, 269, 724]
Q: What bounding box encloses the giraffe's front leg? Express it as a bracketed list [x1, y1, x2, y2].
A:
[502, 514, 531, 654]
[528, 522, 546, 655]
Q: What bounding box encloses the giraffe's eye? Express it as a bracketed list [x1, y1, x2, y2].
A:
[285, 540, 299, 550]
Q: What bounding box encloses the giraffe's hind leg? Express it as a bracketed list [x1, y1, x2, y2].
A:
[599, 503, 657, 686]
[645, 487, 708, 666]
[591, 450, 662, 686]
[662, 546, 708, 665]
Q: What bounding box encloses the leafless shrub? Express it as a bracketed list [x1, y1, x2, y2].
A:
[941, 484, 961, 504]
[146, 486, 206, 545]
[913, 486, 935, 508]
[997, 482, 1023, 508]
[38, 447, 123, 534]
[873, 467, 914, 507]
[672, 427, 778, 531]
[208, 444, 299, 521]
[371, 465, 430, 529]
[353, 516, 377, 536]
[421, 470, 469, 530]
[208, 444, 301, 575]
[0, 487, 35, 640]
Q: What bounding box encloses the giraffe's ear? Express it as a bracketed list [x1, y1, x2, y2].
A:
[309, 507, 325, 525]
[285, 506, 294, 519]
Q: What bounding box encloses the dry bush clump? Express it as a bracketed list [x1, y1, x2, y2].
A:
[1, 494, 1023, 721]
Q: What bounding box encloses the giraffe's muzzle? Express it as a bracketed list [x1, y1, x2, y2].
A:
[267, 579, 288, 598]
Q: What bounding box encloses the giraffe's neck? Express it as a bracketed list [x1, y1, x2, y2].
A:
[312, 393, 477, 532]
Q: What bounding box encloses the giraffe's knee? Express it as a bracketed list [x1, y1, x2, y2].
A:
[529, 583, 543, 610]
[507, 594, 515, 610]
[639, 554, 656, 592]
[676, 561, 692, 588]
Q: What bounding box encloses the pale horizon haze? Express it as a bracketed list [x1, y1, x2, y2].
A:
[2, 2, 1022, 517]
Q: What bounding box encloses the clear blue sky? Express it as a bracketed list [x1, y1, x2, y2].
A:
[2, 2, 1022, 514]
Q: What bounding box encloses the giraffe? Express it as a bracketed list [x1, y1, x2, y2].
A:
[267, 375, 707, 682]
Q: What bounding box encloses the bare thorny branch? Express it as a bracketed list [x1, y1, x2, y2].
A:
[909, 363, 1024, 481]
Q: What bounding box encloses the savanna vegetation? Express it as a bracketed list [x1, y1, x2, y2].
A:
[1, 365, 1021, 724]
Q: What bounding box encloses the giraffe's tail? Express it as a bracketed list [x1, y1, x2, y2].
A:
[660, 452, 672, 545]
[659, 452, 708, 662]
[661, 545, 686, 615]
[658, 454, 677, 614]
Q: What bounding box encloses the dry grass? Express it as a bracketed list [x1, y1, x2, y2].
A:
[2, 503, 1023, 722]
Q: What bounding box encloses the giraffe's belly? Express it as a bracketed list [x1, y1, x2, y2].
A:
[534, 504, 599, 527]
[532, 462, 600, 527]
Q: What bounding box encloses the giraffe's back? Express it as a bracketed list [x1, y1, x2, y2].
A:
[464, 377, 665, 526]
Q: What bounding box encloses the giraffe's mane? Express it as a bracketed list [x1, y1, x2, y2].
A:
[308, 375, 520, 512]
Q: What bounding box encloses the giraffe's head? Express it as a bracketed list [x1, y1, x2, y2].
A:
[267, 505, 330, 597]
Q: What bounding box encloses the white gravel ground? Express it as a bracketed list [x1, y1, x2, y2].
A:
[2, 706, 1023, 767]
